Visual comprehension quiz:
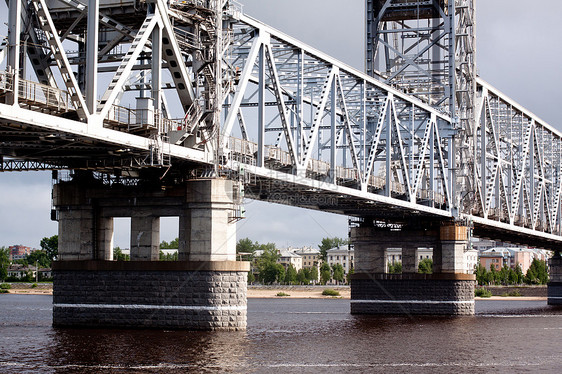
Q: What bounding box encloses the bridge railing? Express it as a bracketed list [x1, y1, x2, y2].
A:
[225, 136, 445, 205]
[0, 72, 74, 113]
[19, 80, 73, 113]
[0, 70, 13, 92]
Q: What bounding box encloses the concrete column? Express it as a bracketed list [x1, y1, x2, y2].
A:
[548, 251, 562, 305]
[96, 216, 114, 260]
[130, 216, 160, 261]
[351, 226, 386, 273]
[434, 225, 468, 273]
[58, 207, 95, 261]
[179, 179, 237, 262]
[402, 246, 417, 273]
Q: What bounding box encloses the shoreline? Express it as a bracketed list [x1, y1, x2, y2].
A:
[3, 286, 548, 301]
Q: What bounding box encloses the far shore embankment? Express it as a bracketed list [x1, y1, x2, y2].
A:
[248, 285, 351, 299]
[1, 283, 548, 301]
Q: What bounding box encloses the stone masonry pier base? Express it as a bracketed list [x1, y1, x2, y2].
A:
[52, 261, 249, 330]
[351, 273, 475, 315]
[548, 252, 562, 306]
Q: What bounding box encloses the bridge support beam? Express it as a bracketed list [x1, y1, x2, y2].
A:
[178, 179, 237, 262]
[52, 176, 248, 330]
[130, 216, 160, 261]
[350, 222, 475, 316]
[547, 251, 562, 305]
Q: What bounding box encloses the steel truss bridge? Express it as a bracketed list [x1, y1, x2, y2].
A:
[1, 0, 561, 250]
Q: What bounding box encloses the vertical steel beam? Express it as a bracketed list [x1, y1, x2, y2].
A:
[7, 0, 22, 106]
[330, 73, 337, 183]
[297, 49, 304, 160]
[430, 120, 435, 206]
[530, 125, 535, 223]
[257, 43, 266, 167]
[385, 96, 392, 197]
[151, 26, 162, 115]
[480, 100, 487, 213]
[86, 0, 99, 115]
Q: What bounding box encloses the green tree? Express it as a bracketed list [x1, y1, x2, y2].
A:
[525, 259, 549, 285]
[0, 247, 9, 281]
[346, 266, 354, 285]
[308, 266, 319, 284]
[247, 271, 255, 283]
[26, 250, 51, 269]
[285, 264, 298, 285]
[489, 264, 499, 285]
[418, 258, 433, 274]
[320, 262, 332, 285]
[388, 262, 402, 274]
[296, 268, 307, 284]
[499, 265, 510, 285]
[474, 263, 488, 285]
[236, 238, 262, 261]
[261, 263, 285, 284]
[160, 238, 179, 249]
[332, 263, 345, 284]
[318, 237, 348, 262]
[40, 235, 58, 262]
[514, 264, 524, 284]
[113, 247, 130, 261]
[255, 245, 282, 284]
[236, 238, 256, 253]
[159, 250, 178, 261]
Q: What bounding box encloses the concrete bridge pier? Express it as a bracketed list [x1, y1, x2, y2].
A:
[350, 221, 475, 316]
[547, 251, 562, 305]
[52, 176, 249, 330]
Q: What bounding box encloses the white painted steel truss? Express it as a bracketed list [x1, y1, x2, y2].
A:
[471, 79, 562, 237]
[0, 0, 560, 245]
[222, 14, 455, 217]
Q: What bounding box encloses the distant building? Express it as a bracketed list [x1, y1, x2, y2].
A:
[470, 238, 497, 252]
[416, 248, 433, 270]
[478, 247, 550, 274]
[277, 249, 302, 271]
[8, 245, 32, 261]
[7, 264, 52, 280]
[509, 248, 533, 273]
[7, 264, 34, 279]
[293, 247, 320, 269]
[385, 248, 402, 272]
[464, 248, 479, 274]
[480, 247, 510, 271]
[326, 245, 354, 275]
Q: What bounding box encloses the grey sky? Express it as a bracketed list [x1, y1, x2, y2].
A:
[1, 0, 561, 249]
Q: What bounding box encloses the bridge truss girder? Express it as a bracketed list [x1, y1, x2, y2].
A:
[221, 14, 456, 218]
[472, 79, 562, 238]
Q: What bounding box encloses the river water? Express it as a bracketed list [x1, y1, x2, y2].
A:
[0, 295, 561, 373]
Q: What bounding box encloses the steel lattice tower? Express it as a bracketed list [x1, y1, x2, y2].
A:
[366, 0, 476, 215]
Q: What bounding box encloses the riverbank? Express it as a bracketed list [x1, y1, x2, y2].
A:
[2, 283, 548, 301]
[248, 285, 351, 299]
[2, 283, 53, 295]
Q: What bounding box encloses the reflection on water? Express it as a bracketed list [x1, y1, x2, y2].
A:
[47, 328, 251, 373]
[1, 295, 561, 373]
